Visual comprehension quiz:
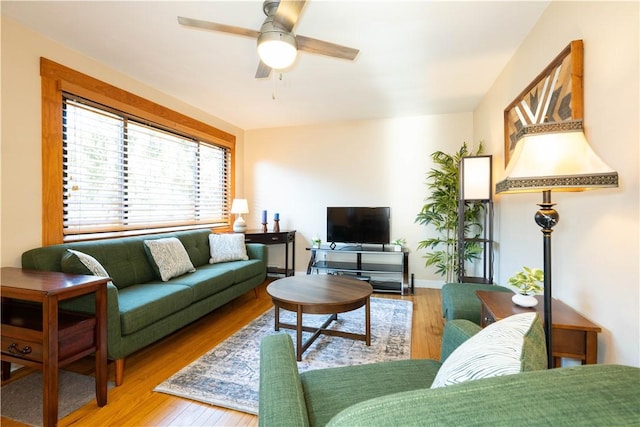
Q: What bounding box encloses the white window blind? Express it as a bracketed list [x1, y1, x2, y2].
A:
[62, 95, 230, 240]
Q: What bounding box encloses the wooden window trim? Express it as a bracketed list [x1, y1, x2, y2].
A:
[40, 57, 236, 245]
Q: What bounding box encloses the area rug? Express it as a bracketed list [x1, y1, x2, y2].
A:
[1, 370, 111, 427]
[154, 297, 412, 415]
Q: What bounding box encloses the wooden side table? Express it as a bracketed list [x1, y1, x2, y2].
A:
[1, 267, 109, 427]
[244, 229, 296, 277]
[476, 290, 602, 367]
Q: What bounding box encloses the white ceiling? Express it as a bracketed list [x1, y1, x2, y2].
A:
[2, 1, 550, 130]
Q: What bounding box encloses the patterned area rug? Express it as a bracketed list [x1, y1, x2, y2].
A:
[154, 297, 412, 414]
[1, 370, 113, 427]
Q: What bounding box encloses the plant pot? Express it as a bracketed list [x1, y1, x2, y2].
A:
[512, 293, 538, 308]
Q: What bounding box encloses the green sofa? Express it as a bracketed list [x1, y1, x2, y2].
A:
[21, 229, 267, 385]
[259, 320, 639, 426]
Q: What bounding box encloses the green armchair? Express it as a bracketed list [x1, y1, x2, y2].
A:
[258, 315, 639, 426]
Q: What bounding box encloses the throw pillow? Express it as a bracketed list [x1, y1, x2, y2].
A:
[62, 249, 110, 277]
[431, 312, 546, 388]
[209, 233, 249, 264]
[143, 237, 196, 281]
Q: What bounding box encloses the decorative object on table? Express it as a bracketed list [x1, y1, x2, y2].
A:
[458, 155, 494, 284]
[311, 236, 322, 247]
[391, 237, 406, 251]
[416, 142, 484, 283]
[154, 298, 412, 415]
[508, 266, 544, 308]
[231, 198, 249, 232]
[261, 210, 268, 233]
[503, 40, 584, 167]
[497, 40, 618, 369]
[273, 212, 280, 232]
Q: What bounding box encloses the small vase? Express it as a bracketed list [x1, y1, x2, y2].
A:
[512, 293, 538, 308]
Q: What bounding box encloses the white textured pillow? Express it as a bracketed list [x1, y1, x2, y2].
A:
[65, 249, 109, 277]
[209, 233, 249, 264]
[431, 312, 544, 388]
[144, 237, 196, 281]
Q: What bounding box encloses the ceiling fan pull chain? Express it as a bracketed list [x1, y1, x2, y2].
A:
[272, 71, 277, 100]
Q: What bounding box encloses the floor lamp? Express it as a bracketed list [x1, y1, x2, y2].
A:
[496, 120, 618, 368]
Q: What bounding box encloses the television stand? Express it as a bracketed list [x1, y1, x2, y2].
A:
[306, 245, 410, 295]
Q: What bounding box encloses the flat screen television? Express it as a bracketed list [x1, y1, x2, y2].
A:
[327, 207, 390, 245]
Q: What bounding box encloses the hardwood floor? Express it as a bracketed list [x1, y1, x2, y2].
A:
[1, 281, 444, 427]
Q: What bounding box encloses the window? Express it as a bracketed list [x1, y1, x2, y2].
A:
[41, 58, 236, 245]
[63, 97, 230, 239]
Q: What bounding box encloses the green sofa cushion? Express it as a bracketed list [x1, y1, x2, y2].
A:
[172, 266, 236, 301]
[229, 259, 267, 283]
[65, 239, 158, 289]
[327, 365, 640, 426]
[173, 229, 213, 267]
[301, 359, 442, 427]
[118, 283, 193, 335]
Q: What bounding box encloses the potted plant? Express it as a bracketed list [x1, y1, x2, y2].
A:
[415, 142, 484, 282]
[390, 238, 406, 251]
[508, 266, 544, 307]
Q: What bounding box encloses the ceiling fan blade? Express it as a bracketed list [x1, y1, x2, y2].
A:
[255, 61, 272, 79]
[273, 0, 306, 32]
[177, 16, 260, 39]
[296, 35, 359, 61]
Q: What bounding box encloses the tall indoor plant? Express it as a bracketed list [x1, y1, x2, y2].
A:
[415, 142, 484, 282]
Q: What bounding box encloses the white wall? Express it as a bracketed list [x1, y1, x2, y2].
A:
[474, 1, 639, 366]
[244, 113, 474, 285]
[0, 17, 245, 267]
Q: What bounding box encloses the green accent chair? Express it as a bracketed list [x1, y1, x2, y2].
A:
[441, 282, 512, 324]
[258, 318, 640, 426]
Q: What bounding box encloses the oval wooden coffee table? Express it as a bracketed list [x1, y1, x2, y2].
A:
[266, 275, 373, 361]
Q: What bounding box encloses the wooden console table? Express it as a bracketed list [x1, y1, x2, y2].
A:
[1, 267, 109, 426]
[476, 290, 601, 367]
[245, 230, 296, 277]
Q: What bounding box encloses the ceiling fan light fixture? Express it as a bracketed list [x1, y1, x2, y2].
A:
[257, 31, 297, 70]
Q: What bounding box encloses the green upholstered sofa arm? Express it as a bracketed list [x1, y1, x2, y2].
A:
[327, 364, 640, 426]
[439, 319, 481, 362]
[246, 243, 268, 265]
[259, 334, 310, 427]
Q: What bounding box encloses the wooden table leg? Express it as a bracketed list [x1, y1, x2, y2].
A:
[365, 297, 371, 346]
[95, 284, 108, 407]
[1, 361, 11, 381]
[584, 331, 598, 364]
[274, 305, 280, 331]
[296, 305, 303, 361]
[43, 297, 59, 427]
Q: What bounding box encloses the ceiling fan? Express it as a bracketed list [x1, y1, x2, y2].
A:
[178, 0, 359, 79]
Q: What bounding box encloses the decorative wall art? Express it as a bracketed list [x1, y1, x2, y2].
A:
[503, 40, 584, 166]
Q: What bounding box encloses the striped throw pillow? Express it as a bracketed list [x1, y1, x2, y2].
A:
[431, 312, 546, 388]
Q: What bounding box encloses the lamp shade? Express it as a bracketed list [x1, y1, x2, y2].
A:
[496, 121, 618, 194]
[257, 30, 297, 70]
[461, 155, 492, 200]
[231, 198, 249, 214]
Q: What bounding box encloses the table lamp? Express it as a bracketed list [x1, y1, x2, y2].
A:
[496, 120, 618, 368]
[231, 199, 249, 233]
